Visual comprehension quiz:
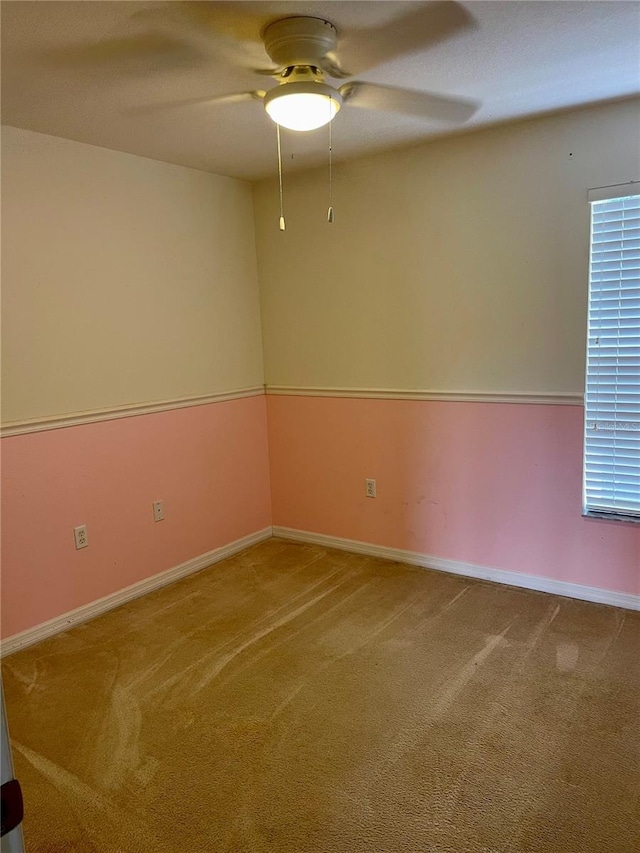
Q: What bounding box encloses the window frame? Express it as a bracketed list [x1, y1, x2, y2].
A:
[582, 181, 640, 524]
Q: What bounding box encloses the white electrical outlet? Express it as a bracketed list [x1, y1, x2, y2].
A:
[152, 500, 164, 522]
[365, 478, 377, 498]
[73, 524, 88, 549]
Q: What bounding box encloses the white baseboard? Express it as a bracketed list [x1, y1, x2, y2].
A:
[1, 527, 273, 657]
[5, 524, 635, 658]
[273, 526, 640, 611]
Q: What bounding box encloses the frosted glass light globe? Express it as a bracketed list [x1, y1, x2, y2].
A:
[264, 83, 341, 132]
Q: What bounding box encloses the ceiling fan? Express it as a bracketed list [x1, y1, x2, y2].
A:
[230, 14, 478, 131]
[194, 11, 479, 132]
[49, 2, 479, 132]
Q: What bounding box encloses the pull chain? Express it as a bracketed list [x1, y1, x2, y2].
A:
[277, 123, 285, 231]
[327, 112, 334, 224]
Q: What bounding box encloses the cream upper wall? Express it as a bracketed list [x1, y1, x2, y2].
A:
[253, 99, 640, 394]
[1, 127, 264, 423]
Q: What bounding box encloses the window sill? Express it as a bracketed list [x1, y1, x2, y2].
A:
[582, 510, 640, 525]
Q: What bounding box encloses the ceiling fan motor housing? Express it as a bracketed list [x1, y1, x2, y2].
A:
[262, 17, 338, 69]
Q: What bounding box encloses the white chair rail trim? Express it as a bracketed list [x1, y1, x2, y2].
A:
[1, 387, 265, 437]
[265, 386, 583, 405]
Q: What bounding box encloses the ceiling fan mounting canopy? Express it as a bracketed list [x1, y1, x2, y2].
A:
[262, 17, 338, 71]
[261, 20, 343, 133]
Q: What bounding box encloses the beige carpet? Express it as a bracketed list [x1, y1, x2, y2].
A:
[2, 539, 639, 853]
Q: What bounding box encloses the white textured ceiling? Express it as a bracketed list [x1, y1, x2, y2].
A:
[2, 1, 639, 181]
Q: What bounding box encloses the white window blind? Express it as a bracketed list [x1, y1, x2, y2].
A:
[583, 186, 640, 520]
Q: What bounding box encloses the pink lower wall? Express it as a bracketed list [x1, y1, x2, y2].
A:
[0, 395, 272, 639]
[2, 393, 637, 640]
[267, 395, 639, 597]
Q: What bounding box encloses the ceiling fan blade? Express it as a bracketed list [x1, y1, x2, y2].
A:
[43, 33, 203, 71]
[320, 51, 352, 81]
[125, 91, 266, 116]
[131, 3, 272, 72]
[337, 1, 476, 77]
[340, 82, 478, 124]
[253, 66, 286, 77]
